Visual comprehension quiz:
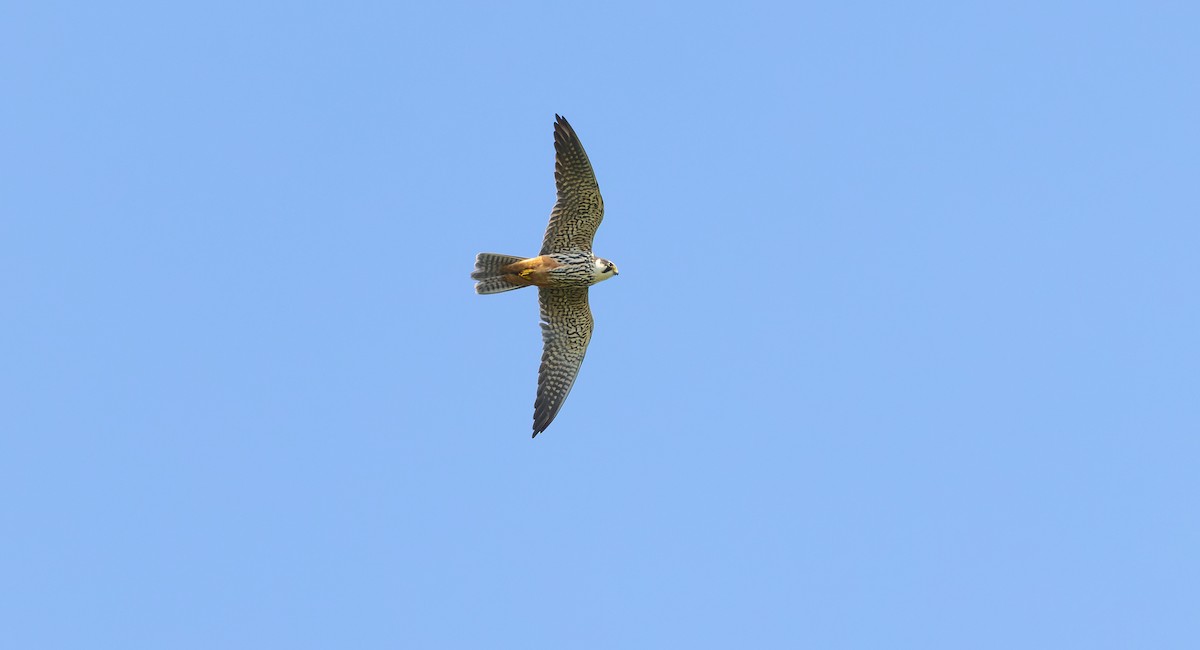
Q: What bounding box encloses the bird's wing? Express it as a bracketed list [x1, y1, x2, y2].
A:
[533, 287, 593, 437]
[540, 115, 605, 255]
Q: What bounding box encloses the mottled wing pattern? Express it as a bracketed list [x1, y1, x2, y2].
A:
[539, 115, 605, 255]
[533, 287, 593, 437]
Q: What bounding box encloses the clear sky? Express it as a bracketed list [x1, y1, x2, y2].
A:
[2, 1, 1197, 648]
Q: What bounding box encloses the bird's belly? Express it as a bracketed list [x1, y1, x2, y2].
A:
[500, 255, 565, 287]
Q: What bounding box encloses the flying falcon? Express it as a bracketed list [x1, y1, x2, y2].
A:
[471, 115, 619, 438]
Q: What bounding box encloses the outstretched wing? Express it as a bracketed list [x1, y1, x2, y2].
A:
[540, 115, 605, 255]
[533, 287, 594, 437]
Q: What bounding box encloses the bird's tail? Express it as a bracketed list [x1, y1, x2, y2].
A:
[472, 253, 526, 294]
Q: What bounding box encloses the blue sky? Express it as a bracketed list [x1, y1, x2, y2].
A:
[2, 1, 1197, 647]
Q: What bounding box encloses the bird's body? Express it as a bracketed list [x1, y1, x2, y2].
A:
[471, 115, 619, 437]
[479, 250, 616, 289]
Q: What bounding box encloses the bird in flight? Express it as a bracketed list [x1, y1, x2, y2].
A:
[472, 115, 619, 437]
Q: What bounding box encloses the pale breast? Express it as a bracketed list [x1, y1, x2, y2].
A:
[545, 250, 597, 287]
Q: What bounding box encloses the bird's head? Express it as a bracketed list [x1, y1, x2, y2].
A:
[593, 257, 619, 283]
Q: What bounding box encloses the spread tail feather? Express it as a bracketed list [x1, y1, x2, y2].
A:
[472, 253, 526, 294]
